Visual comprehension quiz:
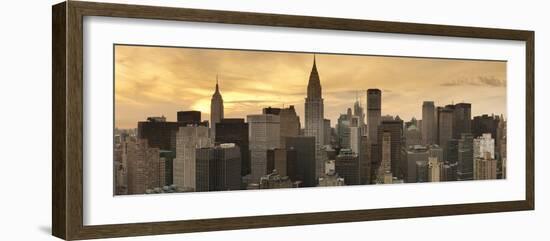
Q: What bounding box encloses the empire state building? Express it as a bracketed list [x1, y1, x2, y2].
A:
[210, 76, 224, 139]
[304, 55, 326, 179]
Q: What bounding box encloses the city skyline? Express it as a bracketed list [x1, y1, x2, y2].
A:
[115, 45, 507, 129]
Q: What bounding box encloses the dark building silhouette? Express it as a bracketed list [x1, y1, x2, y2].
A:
[367, 89, 382, 144]
[472, 114, 502, 162]
[262, 107, 282, 115]
[377, 118, 403, 179]
[437, 106, 454, 160]
[335, 149, 360, 185]
[138, 113, 208, 152]
[453, 103, 472, 139]
[472, 114, 500, 139]
[195, 144, 241, 192]
[359, 136, 371, 185]
[286, 136, 316, 187]
[267, 148, 297, 180]
[457, 133, 474, 180]
[137, 117, 183, 151]
[177, 111, 201, 124]
[159, 150, 175, 186]
[215, 118, 250, 176]
[369, 143, 381, 183]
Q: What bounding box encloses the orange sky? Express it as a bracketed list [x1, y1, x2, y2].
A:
[115, 45, 507, 129]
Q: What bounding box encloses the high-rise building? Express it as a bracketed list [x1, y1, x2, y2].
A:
[159, 150, 175, 186]
[304, 55, 326, 180]
[286, 136, 316, 187]
[215, 118, 250, 176]
[335, 149, 360, 185]
[267, 148, 297, 178]
[173, 126, 212, 191]
[279, 106, 301, 148]
[453, 103, 472, 139]
[323, 119, 331, 145]
[405, 124, 422, 147]
[195, 143, 242, 192]
[248, 114, 280, 182]
[416, 160, 429, 183]
[123, 139, 163, 194]
[349, 126, 361, 154]
[428, 156, 441, 182]
[422, 101, 436, 145]
[442, 162, 458, 181]
[437, 106, 454, 160]
[376, 132, 392, 183]
[457, 133, 474, 181]
[359, 136, 371, 185]
[472, 114, 503, 172]
[377, 119, 403, 178]
[263, 107, 282, 115]
[336, 113, 351, 148]
[177, 111, 201, 124]
[137, 116, 187, 151]
[497, 115, 507, 179]
[474, 152, 497, 180]
[474, 133, 495, 159]
[405, 145, 429, 183]
[210, 76, 224, 139]
[353, 96, 366, 135]
[446, 139, 459, 164]
[367, 89, 382, 144]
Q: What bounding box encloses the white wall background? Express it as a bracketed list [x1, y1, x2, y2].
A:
[0, 0, 547, 240]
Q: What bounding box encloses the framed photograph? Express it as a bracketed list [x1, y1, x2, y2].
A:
[52, 1, 534, 240]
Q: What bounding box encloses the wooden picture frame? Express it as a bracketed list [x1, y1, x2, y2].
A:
[52, 1, 534, 240]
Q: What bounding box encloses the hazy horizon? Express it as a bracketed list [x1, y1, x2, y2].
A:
[115, 45, 507, 129]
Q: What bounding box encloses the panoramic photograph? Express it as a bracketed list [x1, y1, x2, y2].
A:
[113, 45, 507, 195]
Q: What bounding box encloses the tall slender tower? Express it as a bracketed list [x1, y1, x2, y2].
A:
[422, 101, 436, 145]
[367, 89, 381, 143]
[304, 54, 325, 179]
[210, 75, 224, 139]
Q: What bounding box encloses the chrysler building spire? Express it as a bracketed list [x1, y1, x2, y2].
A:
[304, 54, 326, 180]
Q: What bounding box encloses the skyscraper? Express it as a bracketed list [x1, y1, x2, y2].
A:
[323, 119, 331, 145]
[210, 76, 224, 139]
[428, 156, 441, 182]
[123, 138, 162, 194]
[286, 136, 316, 187]
[453, 103, 472, 139]
[422, 101, 436, 145]
[195, 143, 242, 192]
[267, 148, 297, 178]
[437, 106, 454, 160]
[247, 114, 281, 182]
[457, 133, 474, 181]
[336, 113, 351, 148]
[215, 118, 250, 176]
[353, 96, 366, 135]
[474, 133, 495, 159]
[405, 145, 429, 183]
[278, 105, 301, 148]
[137, 116, 186, 152]
[376, 132, 392, 183]
[377, 118, 403, 179]
[367, 89, 382, 144]
[474, 152, 497, 180]
[304, 55, 326, 180]
[335, 149, 360, 185]
[173, 126, 212, 191]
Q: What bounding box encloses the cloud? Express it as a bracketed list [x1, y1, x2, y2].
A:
[441, 76, 506, 87]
